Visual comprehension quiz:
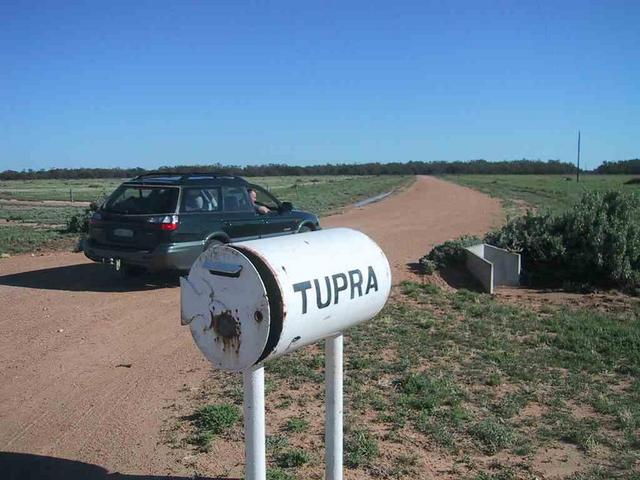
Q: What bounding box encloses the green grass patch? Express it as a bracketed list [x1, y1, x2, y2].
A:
[442, 174, 638, 214]
[0, 225, 77, 255]
[187, 403, 240, 450]
[344, 428, 379, 469]
[266, 468, 295, 480]
[0, 178, 121, 202]
[274, 448, 310, 468]
[283, 417, 309, 433]
[0, 204, 86, 225]
[396, 372, 464, 413]
[469, 417, 514, 454]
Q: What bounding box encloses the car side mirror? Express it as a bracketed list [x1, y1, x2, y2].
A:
[280, 201, 293, 212]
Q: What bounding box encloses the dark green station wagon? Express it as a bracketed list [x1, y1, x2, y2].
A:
[83, 173, 321, 274]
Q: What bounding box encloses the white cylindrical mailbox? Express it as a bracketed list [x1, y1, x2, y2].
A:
[181, 228, 391, 372]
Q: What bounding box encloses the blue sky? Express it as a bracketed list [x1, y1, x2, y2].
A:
[1, 0, 638, 171]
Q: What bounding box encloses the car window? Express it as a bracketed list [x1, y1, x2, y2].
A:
[251, 186, 280, 210]
[181, 187, 221, 212]
[103, 186, 179, 214]
[222, 186, 252, 212]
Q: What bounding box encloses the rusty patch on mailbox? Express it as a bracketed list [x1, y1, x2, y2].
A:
[209, 309, 241, 354]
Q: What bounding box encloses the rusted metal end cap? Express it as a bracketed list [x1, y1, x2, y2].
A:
[181, 244, 271, 372]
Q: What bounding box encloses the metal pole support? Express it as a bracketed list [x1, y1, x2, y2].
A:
[244, 365, 266, 480]
[325, 333, 344, 480]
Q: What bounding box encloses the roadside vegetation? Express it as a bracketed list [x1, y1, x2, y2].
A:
[0, 175, 412, 256]
[443, 174, 638, 215]
[167, 284, 640, 479]
[423, 190, 640, 293]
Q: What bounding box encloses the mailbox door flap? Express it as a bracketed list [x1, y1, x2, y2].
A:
[182, 245, 271, 372]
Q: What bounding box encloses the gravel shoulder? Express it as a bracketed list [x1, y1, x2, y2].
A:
[0, 175, 502, 478]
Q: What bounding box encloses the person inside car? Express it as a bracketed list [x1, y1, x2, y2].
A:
[248, 188, 269, 215]
[184, 190, 205, 212]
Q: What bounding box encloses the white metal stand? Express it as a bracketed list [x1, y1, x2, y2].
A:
[244, 365, 266, 480]
[325, 334, 344, 480]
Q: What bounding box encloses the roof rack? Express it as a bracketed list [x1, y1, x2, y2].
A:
[130, 172, 246, 183]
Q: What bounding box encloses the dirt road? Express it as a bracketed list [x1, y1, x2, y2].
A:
[0, 176, 501, 479]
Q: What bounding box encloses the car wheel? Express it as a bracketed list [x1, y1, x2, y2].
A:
[298, 225, 312, 233]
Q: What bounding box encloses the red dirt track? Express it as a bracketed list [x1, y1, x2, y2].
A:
[0, 176, 501, 478]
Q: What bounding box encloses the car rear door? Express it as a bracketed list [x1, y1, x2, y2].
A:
[221, 186, 264, 240]
[176, 186, 223, 241]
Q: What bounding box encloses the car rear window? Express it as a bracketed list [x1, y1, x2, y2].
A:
[180, 187, 221, 212]
[103, 185, 179, 214]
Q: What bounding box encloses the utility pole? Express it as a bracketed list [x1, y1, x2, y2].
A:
[576, 131, 581, 183]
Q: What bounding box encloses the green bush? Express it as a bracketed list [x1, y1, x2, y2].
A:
[419, 235, 481, 274]
[65, 200, 102, 234]
[423, 191, 640, 291]
[486, 191, 640, 290]
[65, 209, 90, 233]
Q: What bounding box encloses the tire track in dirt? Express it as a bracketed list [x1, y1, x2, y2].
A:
[0, 175, 502, 477]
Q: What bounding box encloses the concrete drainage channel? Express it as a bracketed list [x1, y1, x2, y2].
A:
[465, 244, 521, 294]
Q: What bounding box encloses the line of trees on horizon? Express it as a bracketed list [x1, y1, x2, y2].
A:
[1, 158, 637, 180]
[0, 159, 584, 180]
[594, 159, 640, 174]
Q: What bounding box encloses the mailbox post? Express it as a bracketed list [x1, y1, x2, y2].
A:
[181, 228, 391, 480]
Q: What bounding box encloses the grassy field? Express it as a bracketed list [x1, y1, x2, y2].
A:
[168, 284, 640, 479]
[442, 174, 638, 214]
[0, 203, 86, 225]
[0, 175, 412, 255]
[0, 178, 123, 202]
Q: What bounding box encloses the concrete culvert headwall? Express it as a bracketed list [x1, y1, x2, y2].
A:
[465, 244, 521, 294]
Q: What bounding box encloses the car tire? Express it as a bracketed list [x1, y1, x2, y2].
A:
[298, 225, 313, 233]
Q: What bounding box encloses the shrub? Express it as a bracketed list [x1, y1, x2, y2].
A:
[65, 200, 102, 234]
[484, 210, 566, 285]
[486, 191, 640, 290]
[423, 191, 640, 291]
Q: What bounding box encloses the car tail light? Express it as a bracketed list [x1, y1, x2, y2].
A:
[149, 214, 179, 231]
[90, 212, 103, 225]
